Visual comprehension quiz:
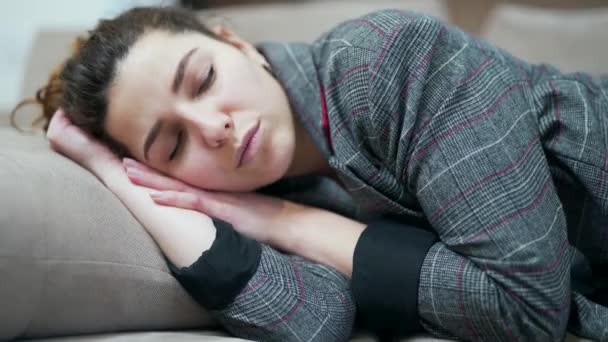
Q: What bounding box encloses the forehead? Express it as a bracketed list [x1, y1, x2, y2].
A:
[104, 30, 220, 158]
[120, 29, 219, 70]
[114, 29, 220, 95]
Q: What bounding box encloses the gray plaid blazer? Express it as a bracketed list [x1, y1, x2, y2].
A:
[256, 9, 608, 341]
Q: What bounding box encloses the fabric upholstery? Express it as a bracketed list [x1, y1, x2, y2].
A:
[2, 0, 607, 341]
[0, 128, 214, 340]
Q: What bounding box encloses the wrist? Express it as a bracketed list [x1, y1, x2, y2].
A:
[267, 201, 305, 250]
[87, 159, 124, 186]
[270, 203, 365, 277]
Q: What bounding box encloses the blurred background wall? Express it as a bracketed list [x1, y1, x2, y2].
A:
[0, 0, 175, 126]
[1, 0, 607, 128]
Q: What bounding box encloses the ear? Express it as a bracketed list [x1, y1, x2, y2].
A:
[211, 25, 268, 65]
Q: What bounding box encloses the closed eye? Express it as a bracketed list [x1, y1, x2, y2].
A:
[196, 65, 215, 97]
[169, 129, 184, 161]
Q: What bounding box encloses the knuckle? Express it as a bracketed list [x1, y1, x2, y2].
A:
[192, 195, 204, 210]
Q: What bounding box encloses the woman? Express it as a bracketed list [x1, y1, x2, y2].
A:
[16, 6, 608, 342]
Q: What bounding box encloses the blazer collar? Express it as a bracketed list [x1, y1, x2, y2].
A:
[257, 42, 334, 161]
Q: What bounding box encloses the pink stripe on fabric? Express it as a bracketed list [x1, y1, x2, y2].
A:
[267, 257, 305, 328]
[430, 136, 537, 223]
[240, 274, 269, 296]
[413, 83, 529, 163]
[326, 64, 368, 93]
[411, 57, 495, 141]
[465, 176, 553, 243]
[333, 105, 369, 137]
[460, 57, 494, 85]
[399, 46, 434, 99]
[354, 19, 386, 36]
[372, 24, 404, 72]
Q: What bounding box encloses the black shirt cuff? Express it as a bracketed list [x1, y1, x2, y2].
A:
[351, 216, 437, 336]
[168, 218, 262, 310]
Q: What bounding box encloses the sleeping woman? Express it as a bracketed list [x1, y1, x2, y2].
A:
[16, 6, 608, 342]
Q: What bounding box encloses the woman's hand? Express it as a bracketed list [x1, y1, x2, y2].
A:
[46, 109, 121, 179]
[123, 158, 307, 245]
[125, 158, 366, 275]
[46, 110, 219, 268]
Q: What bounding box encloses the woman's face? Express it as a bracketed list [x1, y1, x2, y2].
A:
[104, 28, 296, 191]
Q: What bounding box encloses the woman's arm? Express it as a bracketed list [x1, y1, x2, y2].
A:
[268, 203, 365, 278]
[124, 157, 436, 336]
[46, 110, 216, 268]
[47, 110, 356, 341]
[94, 162, 216, 268]
[109, 167, 357, 341]
[122, 157, 366, 277]
[327, 10, 572, 341]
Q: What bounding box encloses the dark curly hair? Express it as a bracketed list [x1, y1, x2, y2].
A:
[12, 6, 225, 156]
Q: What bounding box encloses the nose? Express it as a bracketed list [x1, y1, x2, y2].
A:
[182, 108, 234, 148]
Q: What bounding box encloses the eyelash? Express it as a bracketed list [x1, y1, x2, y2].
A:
[169, 129, 184, 161]
[196, 65, 215, 97]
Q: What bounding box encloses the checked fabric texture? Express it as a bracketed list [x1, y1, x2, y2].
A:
[197, 10, 608, 341]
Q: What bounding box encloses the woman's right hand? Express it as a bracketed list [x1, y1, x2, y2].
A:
[46, 109, 121, 178]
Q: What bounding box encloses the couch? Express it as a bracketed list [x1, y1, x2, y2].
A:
[2, 0, 607, 341]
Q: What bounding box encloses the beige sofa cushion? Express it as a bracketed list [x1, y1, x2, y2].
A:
[0, 128, 215, 340]
[3, 0, 606, 341]
[483, 4, 608, 74]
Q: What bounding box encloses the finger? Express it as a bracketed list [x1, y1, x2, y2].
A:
[150, 190, 230, 221]
[126, 167, 190, 192]
[122, 157, 153, 172]
[122, 158, 189, 188]
[150, 191, 204, 212]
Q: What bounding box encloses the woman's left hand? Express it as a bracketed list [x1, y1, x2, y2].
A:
[122, 158, 308, 244]
[47, 109, 122, 180]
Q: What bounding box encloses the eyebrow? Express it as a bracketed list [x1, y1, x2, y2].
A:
[143, 48, 197, 160]
[144, 120, 163, 161]
[172, 47, 198, 94]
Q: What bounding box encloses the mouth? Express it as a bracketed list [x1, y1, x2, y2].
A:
[236, 120, 260, 168]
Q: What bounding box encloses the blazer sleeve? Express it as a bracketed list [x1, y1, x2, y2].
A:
[339, 10, 572, 341]
[169, 218, 356, 342]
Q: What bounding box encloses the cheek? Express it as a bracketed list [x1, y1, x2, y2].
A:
[172, 152, 226, 189]
[219, 60, 265, 106]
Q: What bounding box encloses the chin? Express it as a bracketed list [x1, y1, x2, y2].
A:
[245, 152, 293, 192]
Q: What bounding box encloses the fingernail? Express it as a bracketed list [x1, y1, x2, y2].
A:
[150, 192, 163, 199]
[123, 158, 136, 166]
[126, 167, 140, 177]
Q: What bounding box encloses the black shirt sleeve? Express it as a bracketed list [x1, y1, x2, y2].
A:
[167, 218, 262, 310]
[351, 216, 437, 336]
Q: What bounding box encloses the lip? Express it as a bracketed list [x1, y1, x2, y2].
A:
[236, 120, 260, 168]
